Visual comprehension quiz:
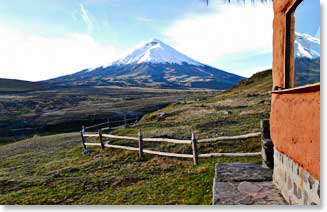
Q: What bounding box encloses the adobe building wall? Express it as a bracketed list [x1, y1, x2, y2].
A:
[271, 89, 320, 179]
[272, 0, 297, 89]
[271, 0, 320, 205]
[270, 87, 320, 205]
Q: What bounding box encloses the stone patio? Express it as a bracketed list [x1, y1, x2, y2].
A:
[213, 163, 287, 205]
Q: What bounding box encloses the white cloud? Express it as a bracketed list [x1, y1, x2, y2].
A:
[0, 23, 119, 81]
[165, 3, 273, 68]
[79, 3, 94, 33]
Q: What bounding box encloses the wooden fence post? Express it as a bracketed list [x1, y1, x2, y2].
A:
[191, 132, 199, 165]
[261, 119, 270, 140]
[80, 126, 86, 150]
[138, 129, 144, 160]
[261, 119, 274, 169]
[98, 128, 104, 150]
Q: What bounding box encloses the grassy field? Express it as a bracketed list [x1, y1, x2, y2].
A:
[0, 133, 261, 205]
[0, 86, 217, 144]
[0, 70, 272, 205]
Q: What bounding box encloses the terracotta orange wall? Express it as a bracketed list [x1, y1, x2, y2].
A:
[270, 89, 320, 180]
[273, 0, 297, 89]
[271, 0, 320, 180]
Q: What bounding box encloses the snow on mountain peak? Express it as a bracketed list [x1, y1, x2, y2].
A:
[110, 39, 203, 66]
[295, 32, 320, 59]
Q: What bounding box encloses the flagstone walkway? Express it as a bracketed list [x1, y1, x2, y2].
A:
[213, 163, 287, 205]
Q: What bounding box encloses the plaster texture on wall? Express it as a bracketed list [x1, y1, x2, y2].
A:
[270, 90, 320, 180]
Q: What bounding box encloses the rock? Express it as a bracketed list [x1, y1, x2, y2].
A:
[247, 93, 259, 98]
[293, 182, 302, 199]
[95, 155, 102, 159]
[252, 192, 268, 200]
[67, 168, 79, 173]
[221, 110, 232, 115]
[304, 191, 308, 205]
[216, 182, 234, 191]
[157, 112, 167, 121]
[240, 110, 256, 116]
[237, 181, 262, 194]
[287, 176, 292, 189]
[51, 173, 61, 178]
[83, 149, 93, 155]
[239, 196, 254, 205]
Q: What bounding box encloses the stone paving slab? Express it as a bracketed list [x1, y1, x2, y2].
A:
[213, 163, 287, 205]
[215, 163, 273, 182]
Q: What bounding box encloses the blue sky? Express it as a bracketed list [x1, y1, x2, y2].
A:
[0, 0, 320, 81]
[295, 0, 320, 38]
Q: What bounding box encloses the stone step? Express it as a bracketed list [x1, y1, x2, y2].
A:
[213, 163, 287, 205]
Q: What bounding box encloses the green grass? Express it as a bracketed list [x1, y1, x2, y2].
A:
[0, 133, 261, 205]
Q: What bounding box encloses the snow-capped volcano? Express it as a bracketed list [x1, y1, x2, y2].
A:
[294, 32, 320, 86]
[47, 39, 244, 90]
[110, 39, 202, 66]
[295, 32, 320, 59]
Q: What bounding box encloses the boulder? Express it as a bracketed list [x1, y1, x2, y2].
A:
[221, 110, 232, 115]
[247, 93, 259, 98]
[83, 149, 93, 155]
[157, 112, 168, 121]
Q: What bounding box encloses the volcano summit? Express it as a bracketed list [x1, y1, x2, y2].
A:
[47, 39, 244, 89]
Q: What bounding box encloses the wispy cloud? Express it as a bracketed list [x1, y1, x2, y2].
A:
[0, 22, 119, 81]
[79, 3, 94, 33]
[164, 3, 273, 75]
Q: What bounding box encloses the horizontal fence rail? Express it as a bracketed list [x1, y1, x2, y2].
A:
[197, 132, 262, 143]
[142, 137, 191, 144]
[85, 143, 139, 151]
[102, 134, 139, 141]
[84, 116, 138, 131]
[80, 122, 265, 165]
[198, 152, 262, 158]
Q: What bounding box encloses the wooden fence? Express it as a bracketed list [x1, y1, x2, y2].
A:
[80, 120, 269, 165]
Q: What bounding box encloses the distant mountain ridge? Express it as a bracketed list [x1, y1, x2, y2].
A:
[0, 78, 48, 92]
[294, 32, 320, 86]
[295, 32, 320, 59]
[47, 39, 244, 90]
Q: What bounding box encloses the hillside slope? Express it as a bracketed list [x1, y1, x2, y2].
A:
[0, 78, 48, 92]
[220, 69, 272, 96]
[0, 69, 272, 204]
[118, 69, 272, 140]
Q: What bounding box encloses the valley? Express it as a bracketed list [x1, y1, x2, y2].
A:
[0, 86, 217, 144]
